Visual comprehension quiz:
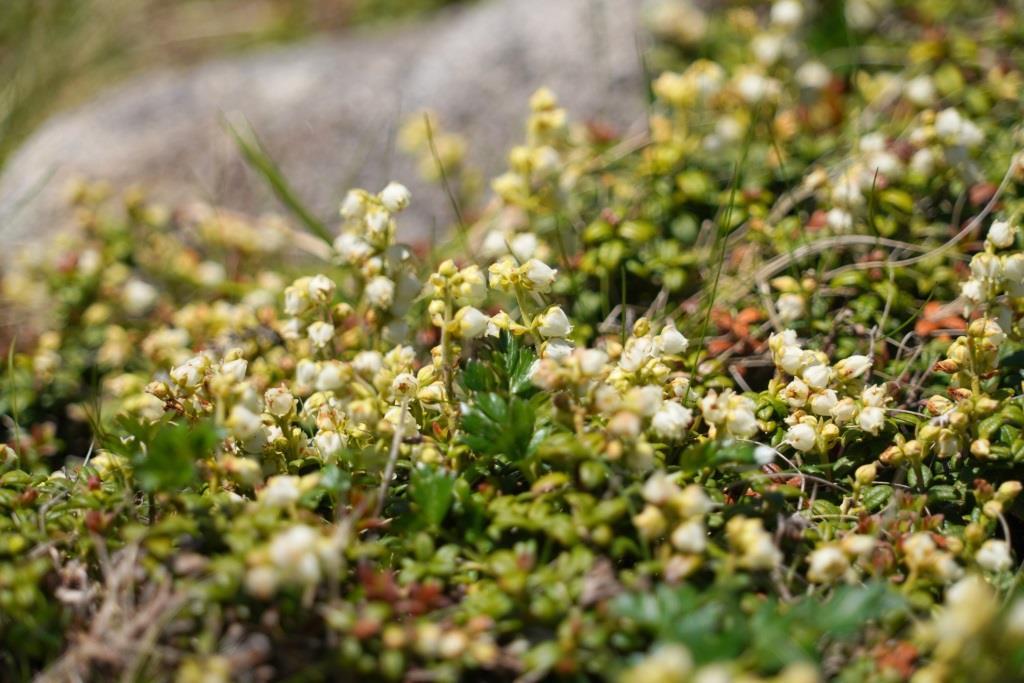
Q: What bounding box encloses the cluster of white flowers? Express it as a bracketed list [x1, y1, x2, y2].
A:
[331, 183, 420, 332]
[939, 317, 1007, 390]
[905, 107, 985, 176]
[767, 330, 888, 456]
[932, 107, 985, 149]
[427, 259, 490, 341]
[337, 182, 409, 252]
[699, 389, 758, 440]
[280, 273, 345, 348]
[819, 131, 908, 214]
[858, 131, 904, 180]
[808, 105, 988, 239]
[634, 472, 715, 581]
[644, 5, 995, 259]
[903, 532, 963, 584]
[805, 533, 876, 584]
[529, 318, 693, 447]
[962, 219, 1023, 313]
[749, 0, 807, 71]
[488, 255, 557, 294]
[726, 516, 783, 570]
[151, 310, 444, 475]
[297, 344, 436, 442]
[653, 60, 726, 109]
[244, 523, 347, 599]
[913, 575, 1001, 675]
[168, 353, 211, 391]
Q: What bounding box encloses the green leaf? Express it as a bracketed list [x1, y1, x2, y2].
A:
[498, 331, 538, 396]
[319, 464, 351, 492]
[796, 583, 907, 637]
[906, 464, 933, 489]
[410, 464, 456, 528]
[460, 393, 536, 462]
[460, 359, 496, 393]
[927, 485, 961, 505]
[680, 439, 755, 471]
[132, 418, 218, 493]
[861, 485, 892, 511]
[614, 582, 907, 670]
[811, 499, 842, 517]
[999, 350, 1024, 389]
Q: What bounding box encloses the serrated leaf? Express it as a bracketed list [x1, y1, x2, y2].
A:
[461, 393, 536, 462]
[410, 465, 456, 528]
[132, 418, 218, 493]
[499, 331, 538, 396]
[460, 359, 496, 392]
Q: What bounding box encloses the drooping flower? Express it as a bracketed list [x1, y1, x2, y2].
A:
[379, 182, 411, 213]
[537, 305, 572, 338]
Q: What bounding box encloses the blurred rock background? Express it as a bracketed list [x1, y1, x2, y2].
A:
[0, 0, 648, 252]
[0, 0, 466, 166]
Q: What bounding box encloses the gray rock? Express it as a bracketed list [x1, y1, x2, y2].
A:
[0, 0, 648, 255]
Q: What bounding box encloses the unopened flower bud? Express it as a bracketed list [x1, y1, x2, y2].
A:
[834, 354, 872, 380]
[379, 182, 411, 213]
[998, 481, 1023, 502]
[537, 306, 572, 338]
[608, 411, 642, 439]
[976, 539, 1013, 572]
[987, 219, 1017, 249]
[786, 423, 816, 452]
[925, 395, 954, 414]
[974, 397, 998, 414]
[522, 259, 557, 291]
[855, 463, 877, 485]
[670, 519, 707, 554]
[633, 504, 667, 539]
[454, 306, 490, 339]
[983, 500, 1004, 518]
[879, 445, 903, 466]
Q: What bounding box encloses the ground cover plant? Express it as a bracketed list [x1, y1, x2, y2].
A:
[3, 0, 1024, 681]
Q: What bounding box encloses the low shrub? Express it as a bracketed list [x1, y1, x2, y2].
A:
[2, 1, 1024, 681]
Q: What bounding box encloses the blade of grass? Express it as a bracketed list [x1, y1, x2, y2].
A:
[223, 116, 334, 245]
[885, 289, 935, 341]
[685, 113, 757, 402]
[685, 171, 738, 398]
[423, 113, 474, 262]
[620, 265, 628, 347]
[634, 33, 655, 114]
[7, 337, 21, 458]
